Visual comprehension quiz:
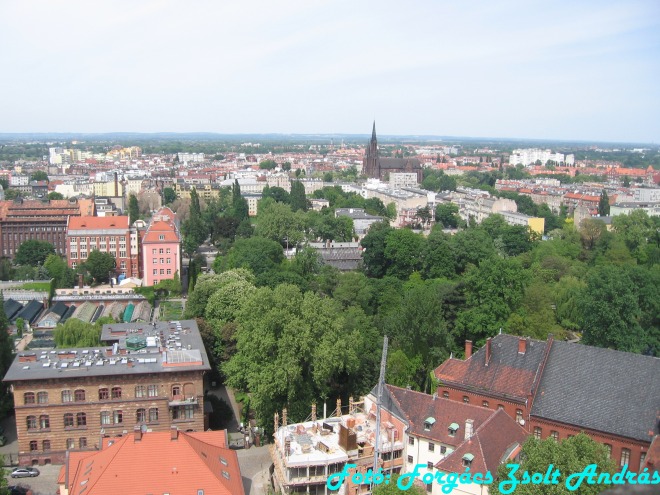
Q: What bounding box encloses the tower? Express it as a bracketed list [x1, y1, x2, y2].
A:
[363, 121, 379, 178]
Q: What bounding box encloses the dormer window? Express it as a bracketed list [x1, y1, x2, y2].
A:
[424, 417, 436, 431]
[448, 423, 459, 437]
[462, 453, 474, 467]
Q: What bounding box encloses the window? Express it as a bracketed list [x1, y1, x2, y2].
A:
[136, 408, 146, 423]
[66, 438, 75, 450]
[533, 427, 542, 440]
[428, 442, 435, 452]
[159, 235, 165, 241]
[160, 269, 164, 275]
[153, 269, 157, 275]
[79, 437, 87, 449]
[99, 388, 109, 400]
[550, 431, 559, 441]
[166, 248, 171, 254]
[427, 462, 433, 470]
[482, 400, 489, 408]
[153, 258, 158, 264]
[620, 448, 630, 467]
[76, 412, 87, 427]
[463, 396, 469, 403]
[100, 411, 111, 425]
[111, 387, 122, 399]
[448, 425, 457, 437]
[26, 416, 37, 430]
[516, 409, 523, 423]
[42, 440, 51, 452]
[604, 444, 612, 459]
[148, 385, 158, 397]
[167, 269, 172, 275]
[75, 389, 86, 402]
[64, 413, 74, 428]
[426, 483, 432, 493]
[159, 248, 164, 254]
[498, 404, 504, 410]
[29, 440, 38, 452]
[640, 453, 646, 471]
[149, 408, 159, 423]
[167, 258, 172, 264]
[172, 385, 181, 397]
[23, 392, 35, 404]
[440, 446, 447, 454]
[113, 410, 123, 424]
[135, 386, 146, 398]
[442, 391, 449, 398]
[407, 455, 413, 464]
[408, 437, 414, 446]
[152, 249, 157, 255]
[160, 258, 164, 264]
[39, 415, 50, 429]
[172, 405, 194, 420]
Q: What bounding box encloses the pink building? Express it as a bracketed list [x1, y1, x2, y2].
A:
[142, 207, 181, 286]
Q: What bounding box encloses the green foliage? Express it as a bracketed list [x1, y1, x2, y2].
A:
[496, 433, 615, 495]
[185, 269, 256, 319]
[598, 189, 610, 216]
[372, 474, 426, 495]
[290, 180, 308, 212]
[155, 272, 182, 296]
[218, 237, 285, 276]
[259, 159, 277, 170]
[231, 180, 250, 222]
[256, 199, 305, 247]
[30, 170, 49, 182]
[163, 187, 177, 204]
[48, 191, 64, 200]
[53, 318, 103, 348]
[44, 254, 75, 288]
[15, 239, 55, 266]
[84, 250, 116, 283]
[128, 193, 139, 224]
[262, 185, 290, 205]
[435, 203, 461, 228]
[383, 229, 426, 279]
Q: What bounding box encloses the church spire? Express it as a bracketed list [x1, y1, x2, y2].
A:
[371, 121, 377, 142]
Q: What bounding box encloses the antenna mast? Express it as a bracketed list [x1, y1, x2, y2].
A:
[373, 335, 389, 480]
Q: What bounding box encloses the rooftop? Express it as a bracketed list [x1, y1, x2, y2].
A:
[3, 320, 210, 382]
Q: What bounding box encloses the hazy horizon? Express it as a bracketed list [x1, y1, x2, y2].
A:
[1, 1, 659, 142]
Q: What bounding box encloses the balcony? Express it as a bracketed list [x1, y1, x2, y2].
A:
[168, 395, 198, 406]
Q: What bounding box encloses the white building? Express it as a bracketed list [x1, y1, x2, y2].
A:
[509, 149, 566, 167]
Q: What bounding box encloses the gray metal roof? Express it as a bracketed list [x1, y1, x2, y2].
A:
[531, 341, 660, 442]
[3, 319, 210, 383]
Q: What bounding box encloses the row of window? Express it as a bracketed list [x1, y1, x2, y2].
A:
[151, 248, 172, 255]
[532, 427, 631, 467]
[152, 258, 173, 264]
[152, 269, 173, 275]
[71, 236, 126, 243]
[24, 385, 162, 405]
[29, 438, 87, 452]
[28, 408, 161, 430]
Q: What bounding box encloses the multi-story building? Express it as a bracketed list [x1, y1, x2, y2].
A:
[434, 334, 660, 473]
[2, 319, 210, 465]
[142, 207, 181, 286]
[0, 198, 91, 259]
[66, 216, 139, 278]
[509, 149, 566, 167]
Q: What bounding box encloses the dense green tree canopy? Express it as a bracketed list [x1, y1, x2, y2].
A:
[15, 239, 55, 266]
[84, 250, 116, 283]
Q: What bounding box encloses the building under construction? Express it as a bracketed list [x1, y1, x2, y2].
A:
[270, 397, 405, 495]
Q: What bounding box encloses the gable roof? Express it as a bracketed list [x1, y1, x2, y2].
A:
[4, 298, 23, 320]
[435, 334, 548, 402]
[142, 220, 180, 243]
[68, 215, 129, 231]
[383, 385, 493, 445]
[435, 409, 527, 474]
[531, 341, 660, 442]
[64, 430, 244, 495]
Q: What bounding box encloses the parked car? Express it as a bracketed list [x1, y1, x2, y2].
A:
[8, 486, 29, 495]
[10, 467, 40, 478]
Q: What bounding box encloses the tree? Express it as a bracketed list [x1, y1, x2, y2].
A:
[364, 197, 387, 217]
[53, 318, 102, 347]
[15, 239, 55, 266]
[383, 229, 426, 279]
[255, 199, 305, 248]
[435, 203, 460, 228]
[578, 265, 645, 353]
[290, 180, 308, 212]
[217, 237, 285, 277]
[622, 175, 631, 187]
[598, 189, 610, 216]
[361, 222, 393, 278]
[128, 193, 139, 224]
[231, 180, 249, 221]
[282, 161, 291, 171]
[44, 254, 75, 288]
[259, 159, 277, 170]
[262, 186, 290, 205]
[163, 187, 176, 204]
[48, 191, 64, 200]
[423, 228, 455, 279]
[84, 250, 116, 283]
[30, 170, 48, 182]
[372, 473, 425, 495]
[496, 434, 615, 495]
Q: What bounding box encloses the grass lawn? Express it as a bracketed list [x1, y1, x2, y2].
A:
[19, 282, 51, 291]
[160, 300, 184, 321]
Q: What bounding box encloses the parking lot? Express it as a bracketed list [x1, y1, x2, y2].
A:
[3, 463, 61, 495]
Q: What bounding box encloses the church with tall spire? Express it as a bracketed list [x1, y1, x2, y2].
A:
[362, 122, 423, 183]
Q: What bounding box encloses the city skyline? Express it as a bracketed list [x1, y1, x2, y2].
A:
[1, 0, 659, 142]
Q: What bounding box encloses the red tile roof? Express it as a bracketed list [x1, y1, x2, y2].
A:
[63, 430, 244, 495]
[142, 220, 180, 243]
[68, 216, 129, 230]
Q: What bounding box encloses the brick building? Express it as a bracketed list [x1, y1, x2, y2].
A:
[434, 334, 660, 473]
[66, 216, 140, 278]
[0, 198, 91, 259]
[3, 320, 210, 465]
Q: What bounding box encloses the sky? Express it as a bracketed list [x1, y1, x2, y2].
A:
[1, 0, 659, 142]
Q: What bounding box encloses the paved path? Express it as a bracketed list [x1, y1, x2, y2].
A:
[15, 332, 33, 352]
[3, 463, 61, 495]
[236, 445, 272, 495]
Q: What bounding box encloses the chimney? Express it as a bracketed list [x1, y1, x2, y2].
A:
[311, 403, 317, 422]
[78, 273, 84, 289]
[465, 340, 473, 359]
[349, 396, 354, 414]
[170, 425, 178, 441]
[336, 398, 342, 417]
[134, 425, 142, 442]
[518, 337, 527, 355]
[282, 408, 287, 426]
[465, 419, 474, 440]
[485, 337, 492, 366]
[274, 412, 279, 433]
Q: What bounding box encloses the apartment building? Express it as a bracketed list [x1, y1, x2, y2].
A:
[142, 207, 181, 286]
[3, 320, 211, 465]
[66, 216, 139, 278]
